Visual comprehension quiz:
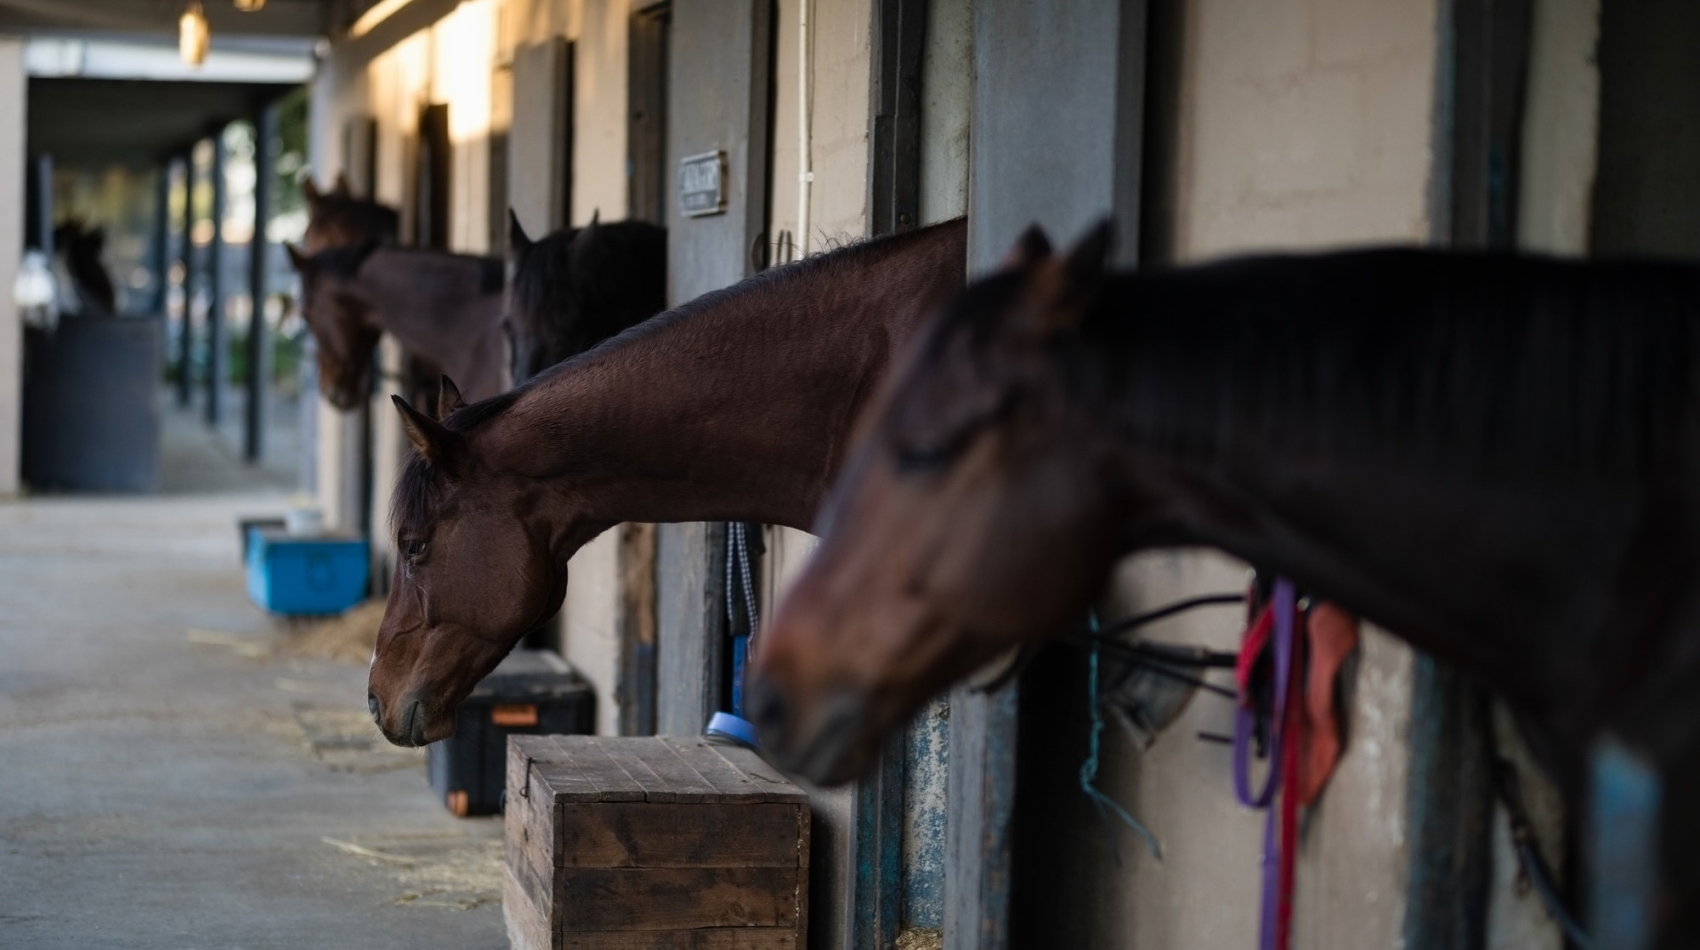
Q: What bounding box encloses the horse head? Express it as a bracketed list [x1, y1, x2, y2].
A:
[505, 207, 669, 383]
[286, 241, 382, 411]
[366, 380, 589, 746]
[749, 222, 1124, 785]
[300, 176, 400, 256]
[503, 208, 573, 383]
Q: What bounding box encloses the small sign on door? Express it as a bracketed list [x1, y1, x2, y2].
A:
[678, 150, 728, 218]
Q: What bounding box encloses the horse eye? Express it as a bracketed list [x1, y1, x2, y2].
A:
[895, 441, 959, 473]
[404, 539, 430, 563]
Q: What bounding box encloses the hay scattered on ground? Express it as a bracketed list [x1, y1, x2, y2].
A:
[278, 599, 386, 664]
[322, 831, 504, 911]
[896, 928, 943, 950]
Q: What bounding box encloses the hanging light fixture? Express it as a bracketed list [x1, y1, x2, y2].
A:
[234, 0, 266, 11]
[179, 0, 210, 66]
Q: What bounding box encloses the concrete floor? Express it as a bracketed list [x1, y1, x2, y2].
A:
[0, 401, 506, 949]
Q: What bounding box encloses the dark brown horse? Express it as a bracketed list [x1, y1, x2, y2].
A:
[750, 226, 1700, 948]
[365, 218, 968, 748]
[285, 243, 509, 409]
[505, 211, 668, 383]
[300, 175, 399, 255]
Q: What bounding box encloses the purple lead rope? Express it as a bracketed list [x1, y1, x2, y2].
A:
[1232, 578, 1297, 950]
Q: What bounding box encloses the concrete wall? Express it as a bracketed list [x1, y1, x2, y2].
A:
[0, 37, 22, 498]
[769, 0, 873, 253]
[1517, 0, 1598, 257]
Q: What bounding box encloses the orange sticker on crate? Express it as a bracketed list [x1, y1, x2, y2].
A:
[491, 703, 539, 727]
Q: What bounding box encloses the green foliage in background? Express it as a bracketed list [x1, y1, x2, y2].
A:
[274, 87, 310, 216]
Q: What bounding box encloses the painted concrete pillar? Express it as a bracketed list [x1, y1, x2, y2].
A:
[245, 106, 275, 463]
[0, 36, 22, 497]
[178, 150, 196, 408]
[205, 126, 226, 427]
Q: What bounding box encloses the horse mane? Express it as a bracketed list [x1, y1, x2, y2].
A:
[392, 217, 968, 539]
[1053, 248, 1700, 474]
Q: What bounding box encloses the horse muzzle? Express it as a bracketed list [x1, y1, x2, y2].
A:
[746, 675, 875, 786]
[372, 693, 452, 748]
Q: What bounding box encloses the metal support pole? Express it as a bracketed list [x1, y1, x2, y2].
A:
[205, 127, 226, 427]
[152, 161, 171, 317]
[32, 153, 53, 253]
[245, 108, 275, 463]
[176, 151, 195, 408]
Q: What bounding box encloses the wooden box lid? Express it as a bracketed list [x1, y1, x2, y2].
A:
[509, 735, 809, 806]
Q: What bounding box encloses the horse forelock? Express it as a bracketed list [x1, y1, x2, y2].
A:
[391, 452, 440, 542]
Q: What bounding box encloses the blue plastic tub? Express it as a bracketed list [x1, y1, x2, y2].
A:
[245, 527, 370, 615]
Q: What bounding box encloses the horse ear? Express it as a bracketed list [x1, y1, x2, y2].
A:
[508, 208, 533, 254]
[1027, 220, 1114, 336]
[284, 243, 309, 272]
[436, 376, 466, 419]
[333, 172, 353, 198]
[393, 395, 458, 466]
[1001, 225, 1054, 270]
[570, 212, 604, 274]
[87, 227, 105, 252]
[1063, 219, 1114, 286]
[302, 178, 323, 208]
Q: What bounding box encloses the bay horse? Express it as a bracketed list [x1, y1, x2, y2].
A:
[749, 226, 1700, 948]
[505, 210, 668, 383]
[285, 243, 509, 409]
[300, 174, 399, 255]
[365, 218, 968, 748]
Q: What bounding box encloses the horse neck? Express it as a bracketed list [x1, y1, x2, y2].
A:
[1083, 254, 1679, 713]
[484, 219, 968, 531]
[356, 249, 507, 398]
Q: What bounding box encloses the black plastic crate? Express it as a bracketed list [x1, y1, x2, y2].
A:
[426, 649, 594, 816]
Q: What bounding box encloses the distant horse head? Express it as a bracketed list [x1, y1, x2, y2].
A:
[300, 175, 399, 255]
[285, 241, 382, 410]
[750, 225, 1121, 784]
[505, 209, 669, 382]
[53, 219, 118, 315]
[366, 382, 592, 746]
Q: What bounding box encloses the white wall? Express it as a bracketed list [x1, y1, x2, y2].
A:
[0, 37, 23, 498]
[1517, 0, 1599, 257]
[770, 0, 873, 255]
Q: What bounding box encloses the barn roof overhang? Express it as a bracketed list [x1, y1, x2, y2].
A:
[0, 0, 330, 39]
[8, 1, 328, 166]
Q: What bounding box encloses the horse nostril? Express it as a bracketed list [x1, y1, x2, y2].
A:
[406, 699, 427, 747]
[745, 677, 790, 739]
[367, 692, 381, 723]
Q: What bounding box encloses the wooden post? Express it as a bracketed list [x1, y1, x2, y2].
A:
[655, 521, 726, 736]
[245, 107, 276, 463]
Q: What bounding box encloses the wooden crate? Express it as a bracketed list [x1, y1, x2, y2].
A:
[504, 735, 810, 950]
